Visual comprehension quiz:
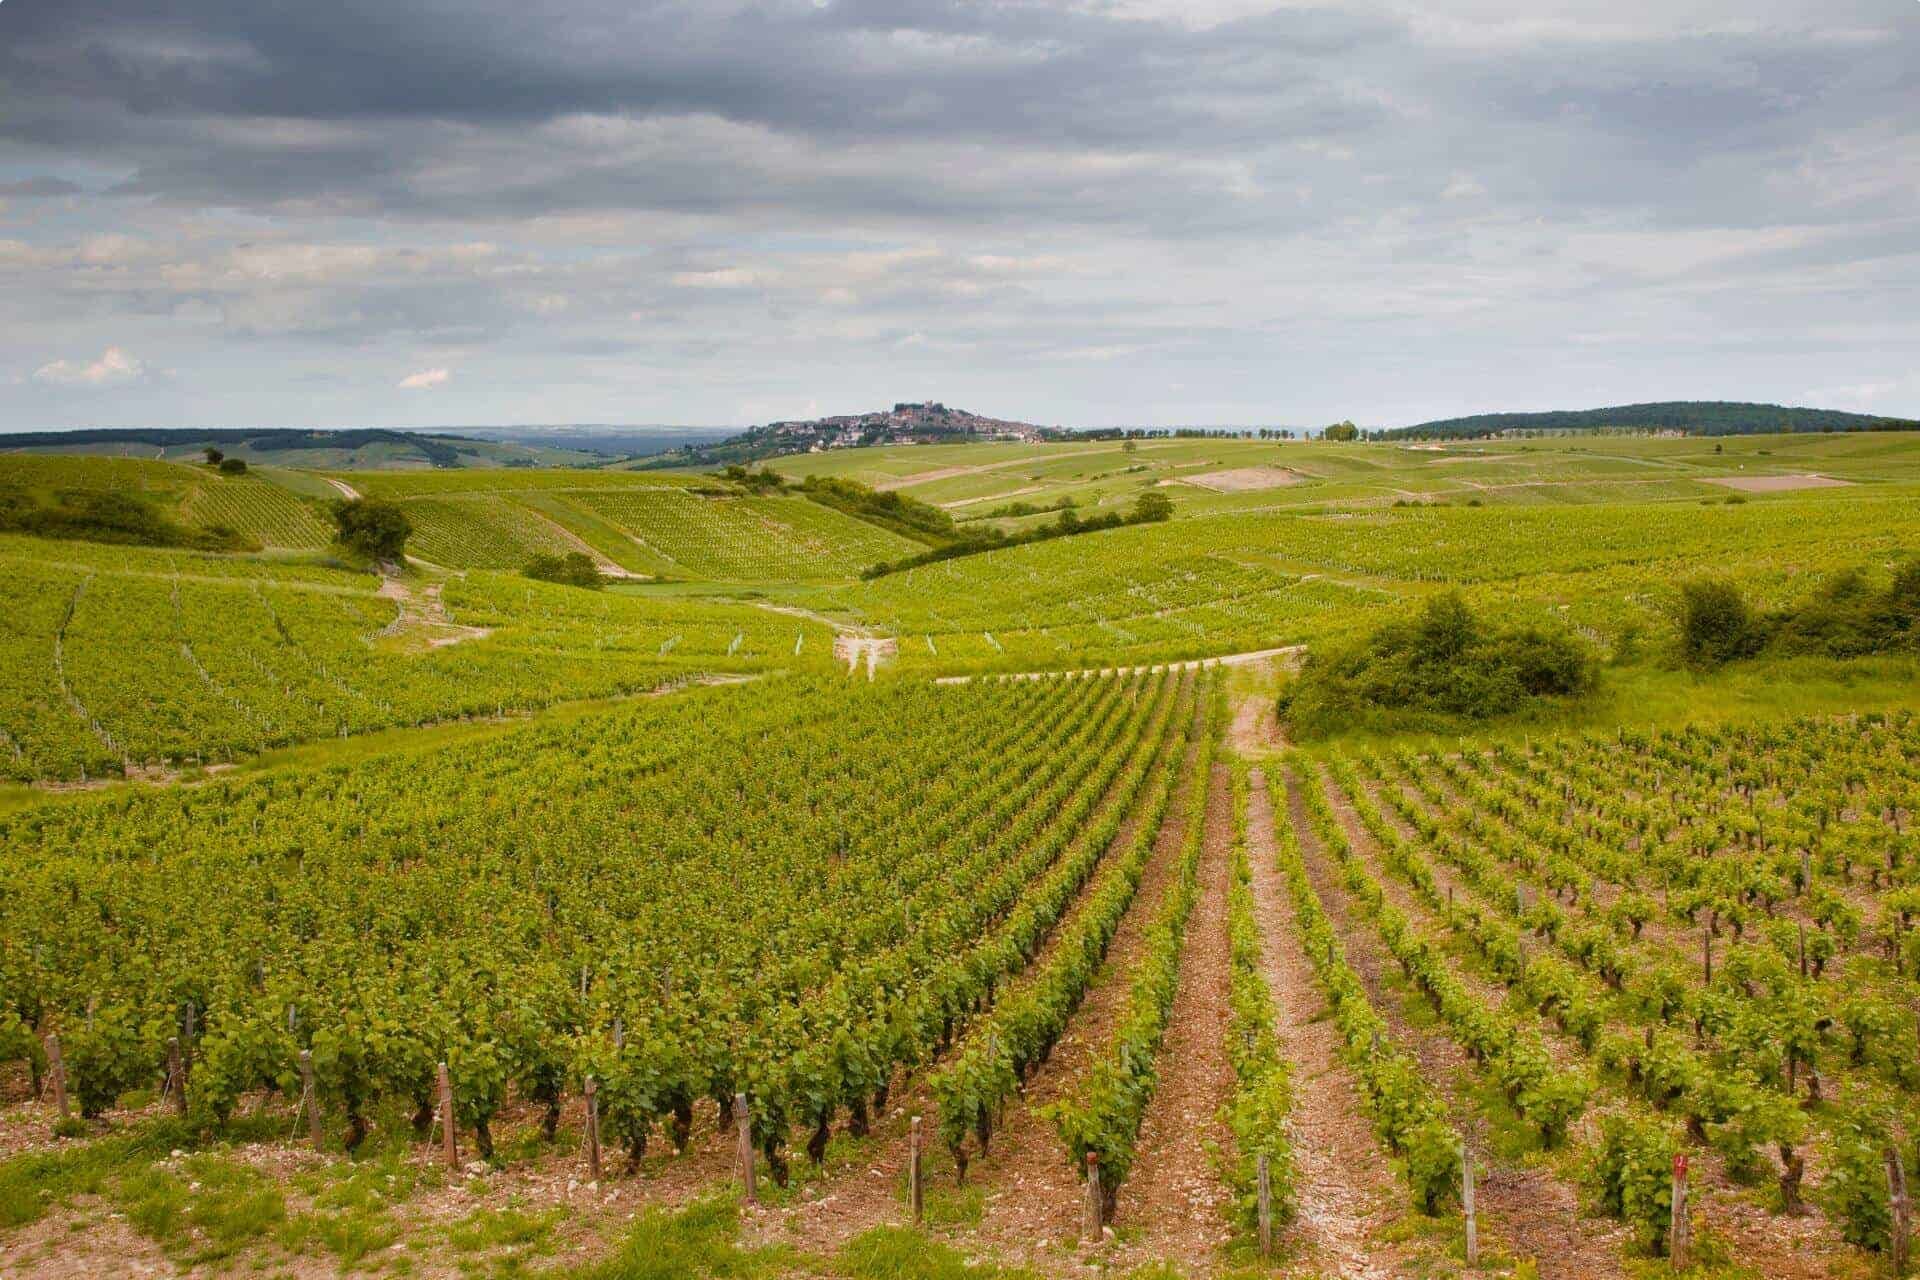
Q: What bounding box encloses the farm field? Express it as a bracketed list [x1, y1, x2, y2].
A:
[7, 433, 1920, 1278]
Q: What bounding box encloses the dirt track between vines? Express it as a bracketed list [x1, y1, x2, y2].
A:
[1243, 768, 1430, 1277]
[1105, 760, 1236, 1267]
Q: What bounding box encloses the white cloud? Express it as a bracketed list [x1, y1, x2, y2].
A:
[399, 366, 451, 389]
[34, 346, 147, 387]
[670, 267, 761, 290]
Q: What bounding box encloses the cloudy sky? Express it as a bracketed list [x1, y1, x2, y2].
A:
[0, 0, 1913, 430]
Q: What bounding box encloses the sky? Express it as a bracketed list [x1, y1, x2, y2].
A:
[0, 0, 1914, 431]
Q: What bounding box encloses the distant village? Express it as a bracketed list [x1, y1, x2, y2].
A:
[765, 402, 1046, 452]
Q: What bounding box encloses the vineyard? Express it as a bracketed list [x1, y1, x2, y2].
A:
[10, 664, 1920, 1276]
[4, 441, 1920, 1277]
[0, 534, 835, 780]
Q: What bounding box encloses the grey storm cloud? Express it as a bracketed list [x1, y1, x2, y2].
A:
[0, 0, 1914, 429]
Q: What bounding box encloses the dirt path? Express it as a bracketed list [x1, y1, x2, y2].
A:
[322, 476, 361, 501]
[374, 575, 493, 648]
[1108, 762, 1236, 1266]
[1228, 693, 1284, 756]
[1280, 767, 1632, 1280]
[966, 709, 1208, 1262]
[1242, 768, 1426, 1278]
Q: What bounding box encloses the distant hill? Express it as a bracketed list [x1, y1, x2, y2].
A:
[1384, 401, 1918, 441]
[452, 425, 738, 457]
[0, 427, 609, 470]
[643, 402, 1051, 466]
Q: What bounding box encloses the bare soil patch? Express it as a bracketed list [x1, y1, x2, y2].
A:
[941, 486, 1043, 509]
[1182, 467, 1304, 493]
[1703, 473, 1850, 493]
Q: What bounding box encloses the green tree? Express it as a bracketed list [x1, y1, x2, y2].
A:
[1130, 490, 1173, 523]
[217, 457, 248, 475]
[1324, 420, 1359, 442]
[330, 497, 413, 562]
[203, 446, 224, 466]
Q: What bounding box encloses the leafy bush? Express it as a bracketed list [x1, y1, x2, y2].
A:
[1282, 593, 1597, 736]
[525, 552, 605, 589]
[0, 487, 254, 552]
[329, 498, 413, 562]
[799, 475, 956, 543]
[1679, 564, 1920, 665]
[217, 457, 248, 475]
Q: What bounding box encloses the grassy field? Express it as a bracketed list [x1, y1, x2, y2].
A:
[6, 430, 1920, 1279]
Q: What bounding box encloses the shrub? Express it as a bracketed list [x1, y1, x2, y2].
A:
[1677, 578, 1763, 665]
[217, 457, 248, 475]
[0, 487, 252, 552]
[1679, 562, 1920, 665]
[525, 552, 605, 589]
[1283, 592, 1597, 735]
[329, 498, 413, 562]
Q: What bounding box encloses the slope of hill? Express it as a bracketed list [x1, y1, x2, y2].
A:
[1386, 400, 1916, 440]
[1, 426, 607, 470]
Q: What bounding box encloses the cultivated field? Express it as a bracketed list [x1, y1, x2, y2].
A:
[5, 433, 1920, 1278]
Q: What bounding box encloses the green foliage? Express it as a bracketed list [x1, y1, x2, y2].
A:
[561, 1194, 792, 1280]
[525, 551, 606, 589]
[0, 485, 253, 552]
[1384, 400, 1917, 440]
[799, 474, 956, 543]
[329, 496, 414, 561]
[1822, 1111, 1895, 1252]
[1591, 1114, 1679, 1255]
[1283, 592, 1597, 735]
[864, 485, 1182, 578]
[1045, 693, 1216, 1219]
[1219, 766, 1296, 1233]
[216, 457, 248, 475]
[930, 676, 1198, 1180]
[1323, 420, 1360, 441]
[1681, 564, 1920, 666]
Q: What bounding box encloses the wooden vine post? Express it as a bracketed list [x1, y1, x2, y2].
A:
[1256, 1153, 1274, 1258]
[909, 1116, 924, 1225]
[735, 1092, 756, 1206]
[1890, 1146, 1912, 1277]
[166, 1037, 188, 1115]
[1462, 1142, 1478, 1266]
[1084, 1152, 1103, 1240]
[436, 1062, 458, 1169]
[297, 1050, 323, 1145]
[583, 1076, 602, 1181]
[46, 1033, 69, 1120]
[1669, 1152, 1691, 1270]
